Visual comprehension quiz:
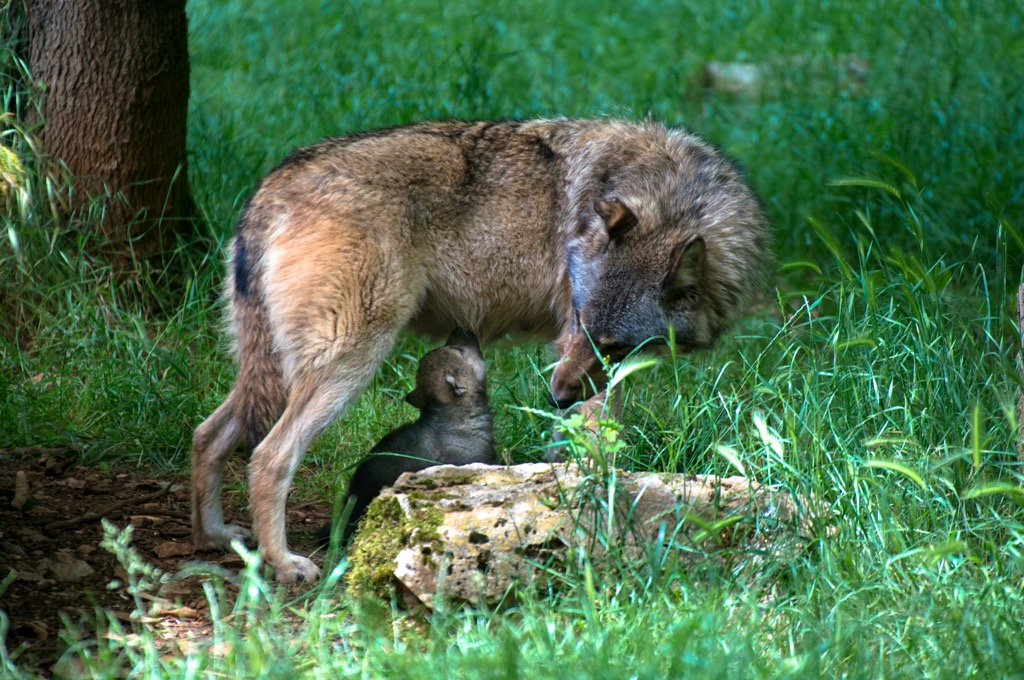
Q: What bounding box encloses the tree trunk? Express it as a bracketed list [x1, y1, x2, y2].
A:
[28, 0, 193, 260]
[1018, 282, 1024, 462]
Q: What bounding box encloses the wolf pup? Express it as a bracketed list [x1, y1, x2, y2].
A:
[318, 330, 495, 544]
[190, 118, 771, 581]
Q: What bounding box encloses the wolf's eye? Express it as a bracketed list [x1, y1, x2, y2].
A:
[664, 285, 698, 307]
[599, 342, 632, 359]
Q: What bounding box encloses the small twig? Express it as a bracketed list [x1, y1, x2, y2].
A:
[43, 486, 171, 531]
[3, 446, 76, 457]
[154, 527, 193, 537]
[132, 508, 190, 521]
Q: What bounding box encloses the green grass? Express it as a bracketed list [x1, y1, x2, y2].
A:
[3, 0, 1024, 676]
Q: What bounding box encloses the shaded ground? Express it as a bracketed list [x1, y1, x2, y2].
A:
[0, 448, 330, 676]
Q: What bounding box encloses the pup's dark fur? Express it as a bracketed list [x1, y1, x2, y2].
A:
[190, 118, 771, 581]
[322, 331, 495, 544]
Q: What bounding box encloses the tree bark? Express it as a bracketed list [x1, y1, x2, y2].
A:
[1018, 282, 1024, 461]
[28, 0, 193, 259]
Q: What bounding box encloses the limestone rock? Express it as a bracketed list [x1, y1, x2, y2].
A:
[345, 463, 823, 606]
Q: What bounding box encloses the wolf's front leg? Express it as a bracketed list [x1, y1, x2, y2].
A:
[544, 386, 623, 462]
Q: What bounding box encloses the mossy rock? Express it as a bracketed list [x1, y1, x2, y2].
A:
[344, 462, 823, 607]
[345, 495, 444, 599]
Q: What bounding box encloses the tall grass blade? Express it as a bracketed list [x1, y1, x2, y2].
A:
[863, 460, 928, 491]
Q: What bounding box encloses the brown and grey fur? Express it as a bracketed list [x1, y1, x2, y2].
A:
[190, 118, 770, 582]
[319, 329, 495, 544]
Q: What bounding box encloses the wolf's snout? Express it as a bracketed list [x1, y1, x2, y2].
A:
[547, 389, 578, 411]
[548, 368, 584, 410]
[549, 351, 606, 410]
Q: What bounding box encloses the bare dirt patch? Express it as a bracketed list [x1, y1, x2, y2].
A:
[0, 448, 330, 675]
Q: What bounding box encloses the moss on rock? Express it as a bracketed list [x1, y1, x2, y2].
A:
[345, 495, 444, 599]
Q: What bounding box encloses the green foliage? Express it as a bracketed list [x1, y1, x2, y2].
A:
[3, 0, 1024, 675]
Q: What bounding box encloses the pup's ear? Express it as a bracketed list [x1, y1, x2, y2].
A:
[446, 328, 479, 349]
[405, 386, 426, 409]
[445, 373, 467, 397]
[665, 234, 706, 289]
[594, 198, 637, 238]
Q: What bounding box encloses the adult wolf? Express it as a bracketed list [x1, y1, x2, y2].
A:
[190, 118, 770, 582]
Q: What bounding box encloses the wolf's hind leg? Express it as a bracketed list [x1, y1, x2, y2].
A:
[191, 392, 248, 549]
[248, 337, 396, 582]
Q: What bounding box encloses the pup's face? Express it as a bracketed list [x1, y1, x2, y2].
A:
[406, 332, 487, 409]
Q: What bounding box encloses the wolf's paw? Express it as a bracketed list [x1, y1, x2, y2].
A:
[273, 553, 321, 583]
[193, 523, 251, 551]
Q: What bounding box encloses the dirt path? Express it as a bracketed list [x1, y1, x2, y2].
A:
[0, 448, 330, 675]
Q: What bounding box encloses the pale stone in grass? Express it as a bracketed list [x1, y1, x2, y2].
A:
[153, 541, 194, 558]
[12, 470, 29, 510]
[346, 462, 823, 606]
[42, 552, 95, 582]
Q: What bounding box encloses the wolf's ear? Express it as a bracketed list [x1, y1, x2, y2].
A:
[665, 234, 706, 290]
[446, 328, 479, 349]
[445, 373, 467, 397]
[595, 198, 637, 238]
[405, 386, 426, 409]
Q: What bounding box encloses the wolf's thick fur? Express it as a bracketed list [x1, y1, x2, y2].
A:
[190, 118, 770, 581]
[319, 330, 495, 544]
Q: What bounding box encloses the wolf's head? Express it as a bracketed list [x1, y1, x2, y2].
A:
[549, 125, 770, 409]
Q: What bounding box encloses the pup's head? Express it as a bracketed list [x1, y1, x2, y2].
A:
[549, 127, 770, 408]
[406, 330, 488, 410]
